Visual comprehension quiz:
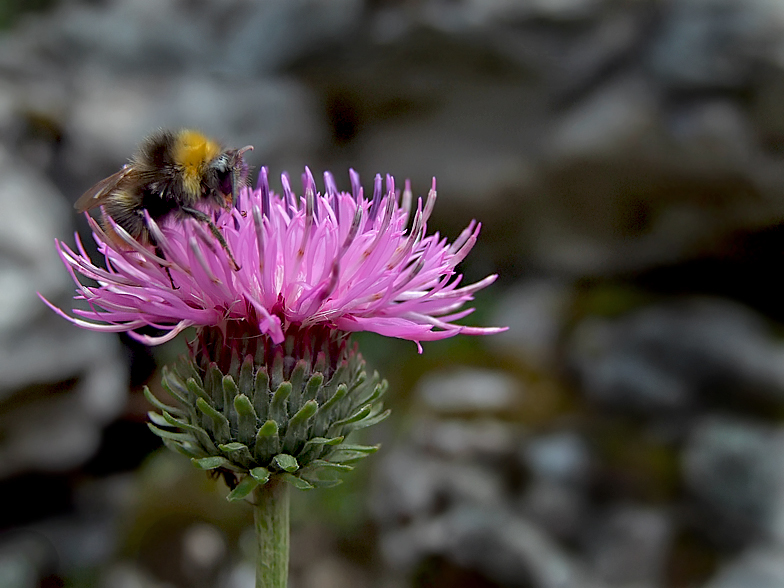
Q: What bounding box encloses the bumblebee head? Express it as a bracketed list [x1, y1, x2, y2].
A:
[207, 145, 253, 210]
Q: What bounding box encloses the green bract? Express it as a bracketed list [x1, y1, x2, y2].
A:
[145, 343, 388, 501]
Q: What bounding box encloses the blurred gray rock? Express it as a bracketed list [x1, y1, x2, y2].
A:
[0, 560, 35, 588]
[490, 279, 574, 369]
[381, 505, 604, 588]
[225, 562, 255, 588]
[101, 563, 170, 588]
[372, 406, 549, 585]
[570, 317, 691, 412]
[521, 480, 588, 542]
[518, 0, 603, 22]
[0, 532, 53, 588]
[0, 147, 128, 477]
[4, 0, 784, 280]
[520, 432, 593, 542]
[524, 431, 593, 487]
[666, 99, 757, 172]
[417, 0, 603, 31]
[0, 531, 57, 588]
[683, 416, 784, 541]
[704, 544, 784, 588]
[355, 74, 540, 215]
[648, 0, 784, 90]
[0, 475, 132, 587]
[181, 523, 228, 588]
[372, 448, 506, 527]
[411, 417, 520, 461]
[0, 316, 128, 477]
[2, 0, 363, 77]
[52, 0, 211, 73]
[374, 363, 603, 587]
[0, 147, 69, 331]
[7, 463, 136, 588]
[0, 1, 328, 199]
[585, 504, 672, 588]
[62, 73, 324, 187]
[546, 75, 659, 162]
[225, 0, 364, 75]
[569, 298, 784, 413]
[415, 368, 523, 414]
[31, 515, 116, 575]
[297, 555, 371, 588]
[554, 10, 650, 102]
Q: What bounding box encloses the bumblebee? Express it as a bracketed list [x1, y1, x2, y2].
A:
[75, 129, 253, 275]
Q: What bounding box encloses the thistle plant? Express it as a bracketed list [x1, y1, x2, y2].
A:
[42, 167, 504, 587]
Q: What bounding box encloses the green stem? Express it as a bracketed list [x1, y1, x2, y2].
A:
[253, 477, 290, 588]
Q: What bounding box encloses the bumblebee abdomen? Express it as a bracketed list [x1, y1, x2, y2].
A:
[103, 189, 146, 240]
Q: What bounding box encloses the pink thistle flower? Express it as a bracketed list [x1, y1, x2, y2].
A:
[41, 168, 505, 352]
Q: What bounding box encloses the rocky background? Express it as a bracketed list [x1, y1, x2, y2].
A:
[3, 0, 784, 587]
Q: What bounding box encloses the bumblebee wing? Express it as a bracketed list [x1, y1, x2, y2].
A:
[74, 164, 135, 212]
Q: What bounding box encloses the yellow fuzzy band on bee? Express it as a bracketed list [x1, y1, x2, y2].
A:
[173, 130, 221, 197]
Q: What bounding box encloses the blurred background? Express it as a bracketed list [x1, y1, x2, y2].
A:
[3, 0, 784, 586]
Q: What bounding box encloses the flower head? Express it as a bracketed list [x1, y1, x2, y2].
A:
[42, 168, 504, 352]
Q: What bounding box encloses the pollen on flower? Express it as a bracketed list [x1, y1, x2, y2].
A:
[41, 167, 505, 351]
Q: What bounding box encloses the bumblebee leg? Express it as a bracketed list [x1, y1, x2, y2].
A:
[181, 206, 241, 271]
[154, 245, 179, 289]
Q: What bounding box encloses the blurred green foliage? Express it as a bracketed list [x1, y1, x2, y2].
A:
[0, 0, 57, 29]
[572, 280, 658, 320]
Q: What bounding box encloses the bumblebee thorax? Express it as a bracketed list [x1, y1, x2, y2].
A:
[173, 130, 222, 197]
